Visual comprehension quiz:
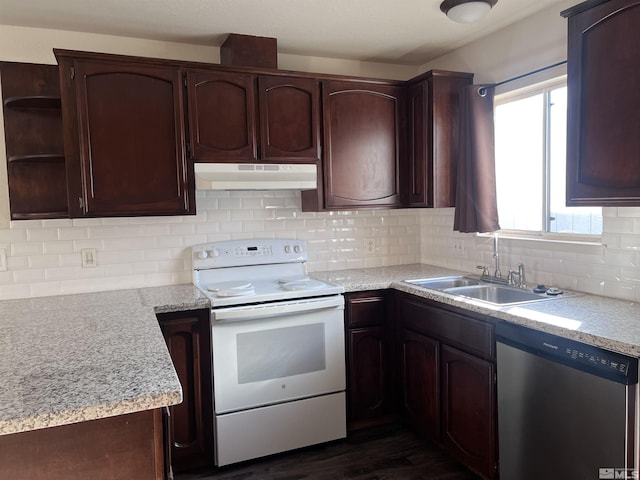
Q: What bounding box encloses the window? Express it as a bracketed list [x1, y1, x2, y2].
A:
[494, 78, 602, 237]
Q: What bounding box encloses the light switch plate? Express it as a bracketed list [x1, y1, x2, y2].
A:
[81, 248, 97, 268]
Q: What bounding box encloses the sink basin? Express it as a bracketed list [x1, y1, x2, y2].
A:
[407, 276, 481, 290]
[443, 285, 551, 305]
[406, 276, 572, 306]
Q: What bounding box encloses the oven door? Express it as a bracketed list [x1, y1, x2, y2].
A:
[211, 295, 345, 414]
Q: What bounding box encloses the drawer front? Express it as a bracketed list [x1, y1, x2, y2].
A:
[346, 291, 387, 328]
[400, 297, 494, 360]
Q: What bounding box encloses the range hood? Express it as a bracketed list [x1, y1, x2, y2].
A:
[194, 163, 317, 191]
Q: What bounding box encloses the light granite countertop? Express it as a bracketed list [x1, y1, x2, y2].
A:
[311, 264, 640, 357]
[3, 263, 639, 437]
[0, 285, 209, 436]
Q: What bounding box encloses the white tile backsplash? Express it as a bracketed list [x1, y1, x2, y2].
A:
[0, 190, 421, 300]
[1, 190, 640, 302]
[419, 207, 640, 302]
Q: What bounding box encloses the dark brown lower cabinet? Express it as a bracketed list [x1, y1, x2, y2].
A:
[396, 292, 497, 479]
[441, 344, 496, 478]
[400, 328, 439, 441]
[345, 291, 394, 427]
[157, 309, 214, 472]
[0, 409, 165, 479]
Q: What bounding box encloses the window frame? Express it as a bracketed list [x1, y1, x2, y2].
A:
[493, 75, 602, 243]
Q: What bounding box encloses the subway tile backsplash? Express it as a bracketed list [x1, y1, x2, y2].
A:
[0, 190, 421, 300]
[0, 193, 639, 303]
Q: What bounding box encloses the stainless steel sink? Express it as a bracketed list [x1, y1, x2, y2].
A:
[407, 276, 481, 289]
[406, 275, 570, 306]
[443, 285, 549, 305]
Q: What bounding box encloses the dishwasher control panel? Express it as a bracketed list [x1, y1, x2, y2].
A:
[559, 344, 629, 374]
[496, 321, 638, 385]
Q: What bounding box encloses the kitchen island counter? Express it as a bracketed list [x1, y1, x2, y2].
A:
[312, 264, 640, 357]
[0, 285, 209, 436]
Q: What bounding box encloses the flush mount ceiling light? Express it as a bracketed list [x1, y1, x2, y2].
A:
[440, 0, 498, 23]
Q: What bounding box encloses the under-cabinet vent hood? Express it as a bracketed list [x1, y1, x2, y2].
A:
[194, 163, 317, 191]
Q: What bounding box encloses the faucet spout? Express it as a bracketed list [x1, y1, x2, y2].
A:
[493, 234, 501, 278]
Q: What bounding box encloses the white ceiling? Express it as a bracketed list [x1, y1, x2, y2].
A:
[0, 0, 567, 65]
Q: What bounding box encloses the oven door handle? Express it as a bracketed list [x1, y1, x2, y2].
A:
[212, 295, 344, 323]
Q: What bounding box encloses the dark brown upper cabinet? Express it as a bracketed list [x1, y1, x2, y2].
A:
[562, 0, 640, 206]
[406, 71, 473, 208]
[186, 70, 257, 162]
[258, 76, 321, 162]
[55, 50, 194, 217]
[1, 62, 69, 220]
[314, 80, 404, 210]
[186, 71, 320, 163]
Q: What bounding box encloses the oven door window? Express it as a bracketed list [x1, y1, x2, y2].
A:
[212, 305, 345, 414]
[237, 323, 326, 383]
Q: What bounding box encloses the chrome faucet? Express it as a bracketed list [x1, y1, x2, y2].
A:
[493, 234, 501, 279]
[508, 263, 527, 289]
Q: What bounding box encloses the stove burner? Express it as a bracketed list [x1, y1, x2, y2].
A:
[280, 279, 327, 291]
[278, 276, 310, 284]
[207, 281, 255, 297]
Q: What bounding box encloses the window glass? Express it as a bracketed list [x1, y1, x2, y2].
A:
[494, 80, 602, 237]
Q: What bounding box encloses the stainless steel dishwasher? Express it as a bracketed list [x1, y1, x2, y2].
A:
[496, 322, 638, 480]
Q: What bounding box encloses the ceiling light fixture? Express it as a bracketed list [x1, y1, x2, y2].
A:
[440, 0, 498, 23]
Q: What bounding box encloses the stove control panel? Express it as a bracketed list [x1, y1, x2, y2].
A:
[192, 238, 307, 269]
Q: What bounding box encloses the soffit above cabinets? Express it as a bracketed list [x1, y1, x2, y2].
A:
[0, 0, 567, 65]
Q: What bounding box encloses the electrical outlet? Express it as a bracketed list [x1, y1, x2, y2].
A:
[452, 239, 465, 256]
[81, 248, 97, 268]
[0, 248, 7, 272]
[365, 238, 376, 255]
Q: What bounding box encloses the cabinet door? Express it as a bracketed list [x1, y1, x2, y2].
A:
[440, 344, 496, 479]
[186, 70, 257, 162]
[258, 76, 320, 162]
[322, 81, 404, 209]
[158, 310, 213, 472]
[348, 327, 387, 421]
[565, 0, 640, 205]
[59, 57, 193, 217]
[399, 328, 439, 441]
[345, 291, 392, 423]
[407, 73, 472, 208]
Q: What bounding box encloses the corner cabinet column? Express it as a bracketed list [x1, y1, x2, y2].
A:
[55, 50, 194, 217]
[157, 309, 214, 472]
[406, 71, 473, 208]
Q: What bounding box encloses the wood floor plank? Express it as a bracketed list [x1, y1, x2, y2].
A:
[176, 423, 481, 480]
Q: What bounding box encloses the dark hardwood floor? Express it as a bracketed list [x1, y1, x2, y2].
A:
[176, 422, 481, 480]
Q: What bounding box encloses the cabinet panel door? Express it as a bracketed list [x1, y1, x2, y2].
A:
[158, 310, 213, 472]
[566, 0, 640, 205]
[187, 70, 257, 162]
[407, 81, 429, 206]
[406, 73, 472, 208]
[441, 344, 496, 479]
[66, 60, 192, 216]
[400, 328, 439, 441]
[348, 327, 387, 421]
[322, 81, 403, 208]
[258, 76, 320, 162]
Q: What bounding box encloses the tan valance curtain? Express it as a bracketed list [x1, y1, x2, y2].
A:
[453, 84, 500, 233]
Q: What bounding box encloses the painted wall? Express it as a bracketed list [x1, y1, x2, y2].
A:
[417, 0, 640, 303]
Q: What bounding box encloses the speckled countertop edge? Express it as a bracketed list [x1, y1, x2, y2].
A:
[312, 264, 640, 357]
[0, 284, 210, 436]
